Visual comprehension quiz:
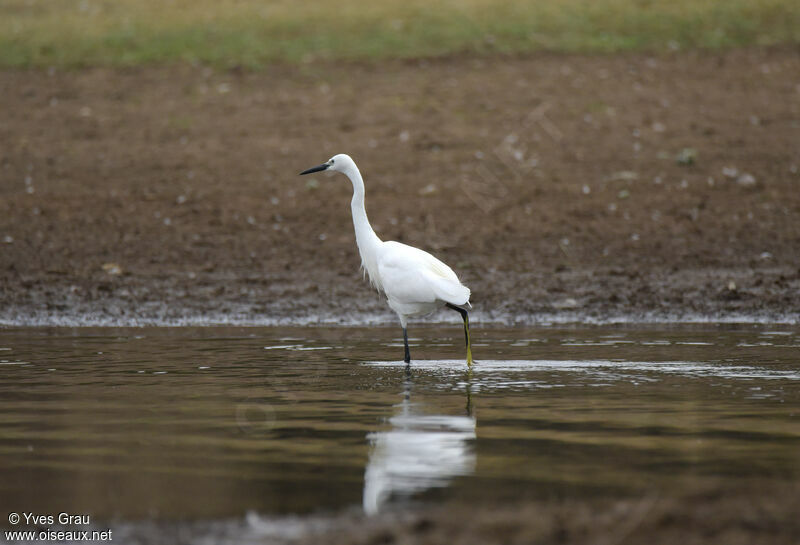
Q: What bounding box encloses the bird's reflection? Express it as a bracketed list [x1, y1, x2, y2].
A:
[363, 365, 476, 515]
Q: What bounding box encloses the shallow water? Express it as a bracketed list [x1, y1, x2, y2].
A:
[1, 325, 798, 525]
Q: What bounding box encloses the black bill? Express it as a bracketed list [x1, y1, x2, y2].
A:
[299, 163, 329, 175]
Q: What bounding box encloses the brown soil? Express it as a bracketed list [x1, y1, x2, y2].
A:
[1, 47, 799, 324]
[116, 482, 800, 545]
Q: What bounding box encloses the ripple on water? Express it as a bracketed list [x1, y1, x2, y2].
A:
[365, 359, 800, 381]
[263, 344, 334, 351]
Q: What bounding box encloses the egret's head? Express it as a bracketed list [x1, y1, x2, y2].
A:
[299, 153, 353, 176]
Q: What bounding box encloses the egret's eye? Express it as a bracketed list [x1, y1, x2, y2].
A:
[330, 159, 335, 165]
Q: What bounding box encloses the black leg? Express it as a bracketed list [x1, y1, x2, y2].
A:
[403, 327, 411, 364]
[446, 303, 474, 365]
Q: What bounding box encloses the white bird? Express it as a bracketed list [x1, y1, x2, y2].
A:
[300, 153, 473, 365]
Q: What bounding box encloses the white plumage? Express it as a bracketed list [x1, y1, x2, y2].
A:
[379, 241, 470, 323]
[300, 153, 473, 365]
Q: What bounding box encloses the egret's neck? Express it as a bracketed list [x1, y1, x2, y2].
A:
[344, 163, 382, 264]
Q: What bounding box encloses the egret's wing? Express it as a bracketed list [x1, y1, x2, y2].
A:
[419, 268, 470, 306]
[378, 242, 470, 306]
[378, 257, 438, 305]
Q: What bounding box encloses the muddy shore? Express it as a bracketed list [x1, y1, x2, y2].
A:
[1, 47, 799, 325]
[109, 482, 800, 545]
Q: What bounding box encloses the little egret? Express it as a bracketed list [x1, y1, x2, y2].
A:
[300, 154, 473, 365]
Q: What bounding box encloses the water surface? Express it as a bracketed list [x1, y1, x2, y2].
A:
[1, 325, 798, 523]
